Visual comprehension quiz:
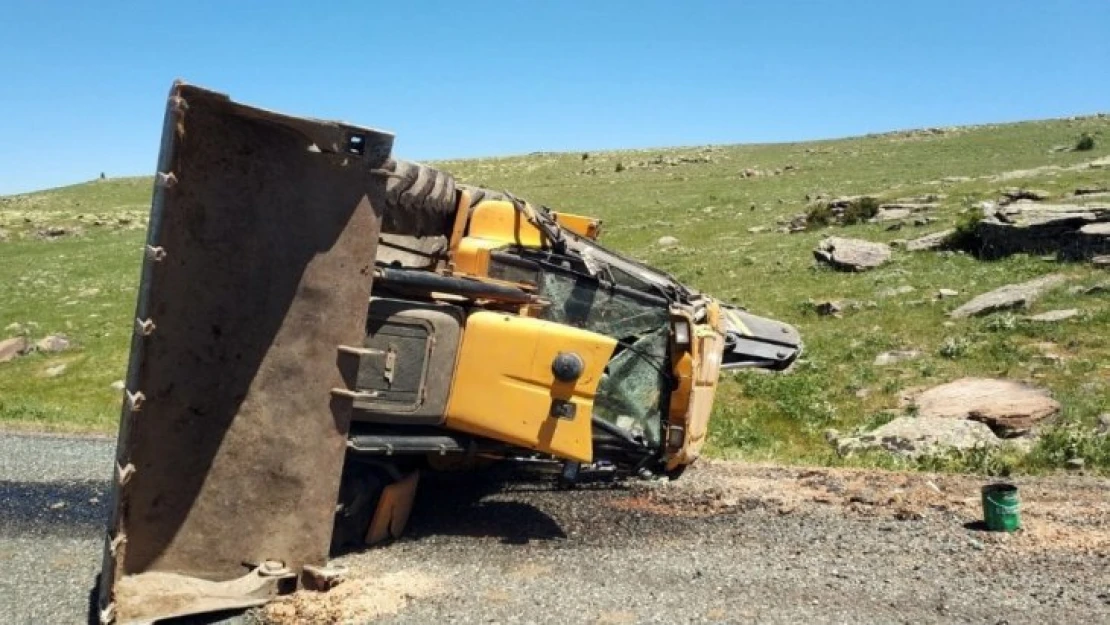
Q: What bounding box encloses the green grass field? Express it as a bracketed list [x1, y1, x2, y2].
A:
[2, 116, 1109, 473]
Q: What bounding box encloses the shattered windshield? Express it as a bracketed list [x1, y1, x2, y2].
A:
[537, 271, 670, 446]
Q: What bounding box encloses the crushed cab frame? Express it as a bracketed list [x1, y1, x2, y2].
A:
[97, 83, 800, 624]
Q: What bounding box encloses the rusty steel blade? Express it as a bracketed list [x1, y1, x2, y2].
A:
[98, 82, 392, 624]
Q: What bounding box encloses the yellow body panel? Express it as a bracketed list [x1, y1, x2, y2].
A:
[469, 200, 545, 247]
[445, 311, 617, 462]
[551, 212, 602, 239]
[665, 303, 726, 469]
[453, 237, 503, 276]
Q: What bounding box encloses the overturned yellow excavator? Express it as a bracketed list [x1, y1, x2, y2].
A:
[96, 83, 801, 624]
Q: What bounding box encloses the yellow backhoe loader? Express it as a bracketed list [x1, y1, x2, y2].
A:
[96, 82, 801, 624]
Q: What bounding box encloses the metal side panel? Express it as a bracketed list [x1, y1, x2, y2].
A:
[98, 82, 392, 624]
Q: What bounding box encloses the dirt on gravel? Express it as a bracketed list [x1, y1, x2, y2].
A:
[261, 570, 439, 624]
[3, 432, 1107, 625]
[635, 460, 1110, 554]
[249, 461, 1109, 624]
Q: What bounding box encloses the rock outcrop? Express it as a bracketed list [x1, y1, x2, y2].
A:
[977, 200, 1110, 260]
[907, 377, 1060, 437]
[949, 274, 1067, 318]
[906, 230, 953, 252]
[835, 417, 999, 458]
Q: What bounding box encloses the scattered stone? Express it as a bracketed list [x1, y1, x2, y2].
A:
[49, 501, 66, 510]
[835, 417, 999, 458]
[44, 364, 67, 378]
[814, 301, 843, 317]
[1074, 282, 1109, 295]
[37, 226, 69, 238]
[657, 236, 679, 247]
[873, 350, 922, 366]
[0, 336, 30, 363]
[36, 335, 72, 353]
[879, 202, 937, 213]
[747, 226, 767, 234]
[949, 274, 1068, 318]
[1080, 222, 1110, 236]
[814, 237, 892, 272]
[907, 377, 1060, 437]
[1074, 186, 1108, 196]
[1065, 458, 1085, 470]
[937, 288, 959, 298]
[1097, 413, 1110, 435]
[1093, 255, 1110, 267]
[1027, 309, 1079, 322]
[905, 230, 953, 252]
[873, 208, 912, 222]
[110, 380, 126, 391]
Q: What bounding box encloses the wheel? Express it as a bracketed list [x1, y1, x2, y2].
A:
[330, 461, 387, 553]
[379, 159, 457, 236]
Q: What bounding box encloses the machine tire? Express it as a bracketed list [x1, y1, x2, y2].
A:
[458, 184, 508, 209]
[380, 159, 457, 236]
[330, 461, 388, 553]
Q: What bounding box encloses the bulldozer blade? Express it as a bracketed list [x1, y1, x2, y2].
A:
[98, 82, 393, 624]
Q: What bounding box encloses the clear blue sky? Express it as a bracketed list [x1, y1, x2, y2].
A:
[1, 1, 1107, 195]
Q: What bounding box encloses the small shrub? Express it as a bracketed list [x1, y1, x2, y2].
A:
[614, 161, 625, 173]
[1075, 132, 1095, 151]
[938, 336, 972, 359]
[983, 313, 1017, 332]
[805, 203, 834, 229]
[945, 210, 983, 253]
[1026, 422, 1110, 470]
[861, 410, 897, 431]
[917, 444, 1016, 476]
[841, 196, 880, 225]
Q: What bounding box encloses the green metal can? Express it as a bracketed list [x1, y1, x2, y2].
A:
[982, 483, 1021, 532]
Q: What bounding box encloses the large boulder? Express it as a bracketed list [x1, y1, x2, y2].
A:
[949, 274, 1067, 318]
[835, 417, 999, 458]
[814, 237, 892, 272]
[907, 377, 1060, 437]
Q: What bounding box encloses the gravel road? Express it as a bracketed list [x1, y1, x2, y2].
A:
[2, 432, 1107, 625]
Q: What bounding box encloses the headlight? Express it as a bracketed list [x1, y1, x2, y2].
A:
[673, 320, 691, 346]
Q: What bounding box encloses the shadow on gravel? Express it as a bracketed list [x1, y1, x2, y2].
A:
[402, 469, 568, 544]
[0, 479, 110, 536]
[962, 520, 990, 532]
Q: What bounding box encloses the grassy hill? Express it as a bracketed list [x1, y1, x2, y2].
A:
[2, 115, 1109, 473]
